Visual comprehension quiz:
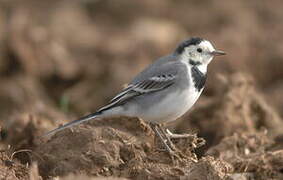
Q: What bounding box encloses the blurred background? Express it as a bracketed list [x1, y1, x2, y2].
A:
[0, 0, 283, 153]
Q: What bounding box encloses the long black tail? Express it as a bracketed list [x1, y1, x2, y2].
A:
[43, 111, 101, 137]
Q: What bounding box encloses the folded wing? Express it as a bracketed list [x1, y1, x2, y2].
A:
[98, 74, 176, 112]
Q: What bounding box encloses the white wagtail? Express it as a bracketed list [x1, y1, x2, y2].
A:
[44, 37, 225, 154]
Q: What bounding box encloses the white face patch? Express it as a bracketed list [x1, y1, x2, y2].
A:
[181, 40, 216, 65]
[199, 40, 215, 52]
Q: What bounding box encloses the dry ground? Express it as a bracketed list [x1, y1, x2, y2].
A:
[0, 1, 283, 179]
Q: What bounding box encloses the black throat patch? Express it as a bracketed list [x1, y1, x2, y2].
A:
[191, 66, 207, 92]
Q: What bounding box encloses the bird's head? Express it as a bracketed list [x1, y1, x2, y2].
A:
[174, 37, 225, 66]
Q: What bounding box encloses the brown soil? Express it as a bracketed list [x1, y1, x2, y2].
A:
[175, 73, 283, 151]
[1, 74, 283, 180]
[0, 150, 29, 180]
[0, 0, 283, 180]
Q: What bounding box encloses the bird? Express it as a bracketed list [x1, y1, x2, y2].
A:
[44, 37, 225, 155]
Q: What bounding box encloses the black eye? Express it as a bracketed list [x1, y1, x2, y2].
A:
[197, 48, 203, 53]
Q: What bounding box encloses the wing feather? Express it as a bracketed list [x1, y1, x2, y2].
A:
[98, 74, 176, 112]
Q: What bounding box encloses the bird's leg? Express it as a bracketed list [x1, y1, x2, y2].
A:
[156, 124, 189, 162]
[156, 124, 177, 151]
[150, 123, 174, 154]
[150, 123, 186, 163]
[166, 129, 195, 139]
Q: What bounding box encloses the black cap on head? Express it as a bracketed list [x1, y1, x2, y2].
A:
[174, 37, 203, 54]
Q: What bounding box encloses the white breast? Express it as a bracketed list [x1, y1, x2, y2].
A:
[157, 61, 205, 123]
[164, 72, 203, 122]
[138, 66, 203, 124]
[115, 61, 205, 124]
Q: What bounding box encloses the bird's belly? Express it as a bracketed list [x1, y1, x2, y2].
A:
[138, 88, 202, 123]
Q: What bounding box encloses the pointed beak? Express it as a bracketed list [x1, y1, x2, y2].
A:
[211, 50, 226, 56]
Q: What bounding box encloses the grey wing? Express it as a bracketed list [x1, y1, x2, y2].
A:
[98, 74, 176, 112]
[98, 55, 183, 112]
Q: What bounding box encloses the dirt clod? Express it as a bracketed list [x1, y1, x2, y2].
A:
[207, 132, 283, 180]
[36, 117, 205, 179]
[0, 150, 29, 180]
